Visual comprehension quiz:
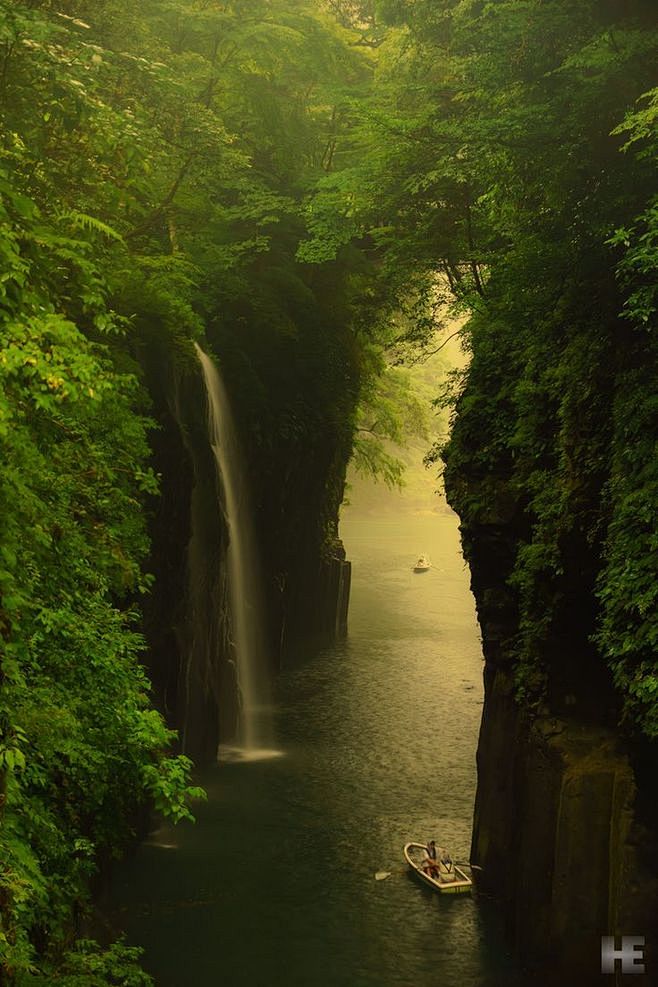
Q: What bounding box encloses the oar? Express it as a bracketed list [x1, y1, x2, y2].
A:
[374, 861, 482, 881]
[452, 860, 483, 874]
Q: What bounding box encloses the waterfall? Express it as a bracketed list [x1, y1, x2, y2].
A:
[194, 343, 276, 759]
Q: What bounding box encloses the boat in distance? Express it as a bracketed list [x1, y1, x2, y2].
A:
[403, 842, 473, 895]
[412, 555, 431, 572]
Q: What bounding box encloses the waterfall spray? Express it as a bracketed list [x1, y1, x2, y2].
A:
[194, 343, 277, 759]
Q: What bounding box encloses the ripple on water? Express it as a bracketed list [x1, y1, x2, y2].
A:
[216, 744, 285, 763]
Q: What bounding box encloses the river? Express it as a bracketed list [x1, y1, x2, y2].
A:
[106, 508, 522, 986]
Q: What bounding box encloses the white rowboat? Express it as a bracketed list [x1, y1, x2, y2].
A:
[403, 842, 473, 895]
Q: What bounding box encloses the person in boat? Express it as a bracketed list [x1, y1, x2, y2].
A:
[438, 847, 455, 881]
[422, 840, 440, 879]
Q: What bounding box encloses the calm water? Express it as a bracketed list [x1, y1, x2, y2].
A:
[107, 512, 521, 986]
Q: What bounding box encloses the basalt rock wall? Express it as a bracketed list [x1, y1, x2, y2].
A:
[473, 665, 655, 984]
[138, 343, 234, 764]
[446, 469, 658, 985]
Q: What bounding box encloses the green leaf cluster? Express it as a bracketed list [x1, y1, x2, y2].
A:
[0, 168, 205, 981]
[0, 7, 211, 976]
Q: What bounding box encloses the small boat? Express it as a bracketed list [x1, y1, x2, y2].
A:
[403, 842, 473, 895]
[413, 555, 431, 572]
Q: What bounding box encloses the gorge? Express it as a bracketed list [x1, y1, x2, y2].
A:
[1, 2, 658, 986]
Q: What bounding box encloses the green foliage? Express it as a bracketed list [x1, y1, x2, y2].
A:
[141, 750, 206, 824]
[610, 87, 658, 327]
[342, 0, 658, 731]
[0, 1, 400, 980]
[0, 33, 207, 977]
[23, 939, 153, 986]
[353, 357, 433, 488]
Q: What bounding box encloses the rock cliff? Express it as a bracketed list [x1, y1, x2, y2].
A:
[446, 468, 658, 984]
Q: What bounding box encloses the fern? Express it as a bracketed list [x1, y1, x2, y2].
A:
[58, 210, 125, 244]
